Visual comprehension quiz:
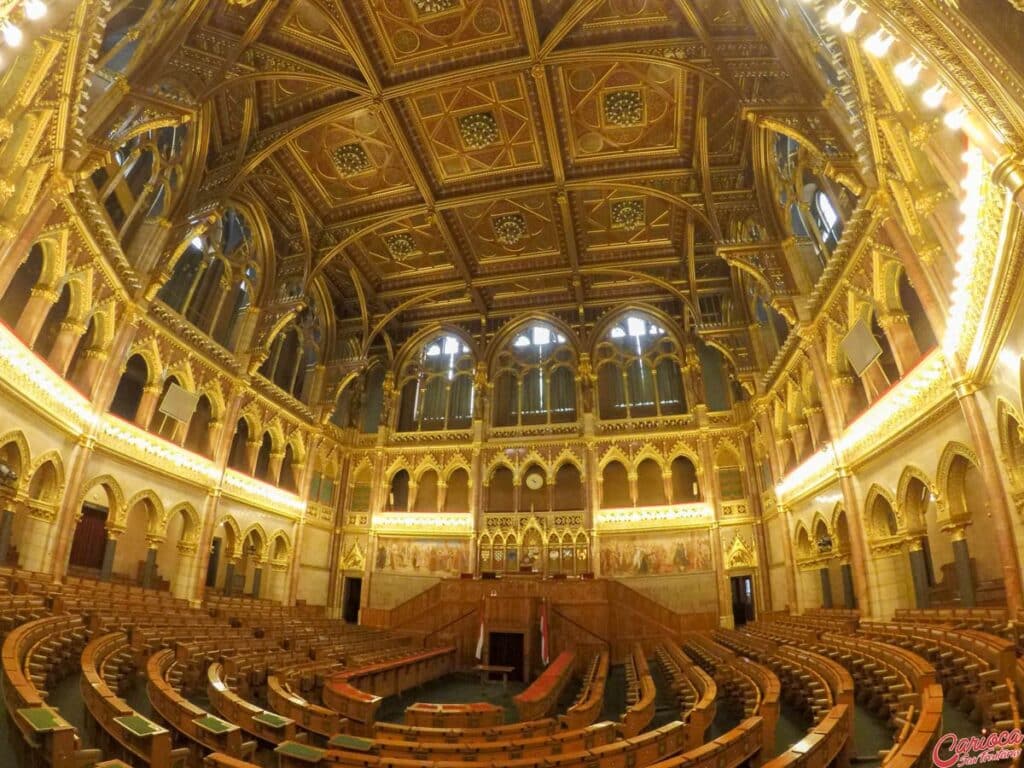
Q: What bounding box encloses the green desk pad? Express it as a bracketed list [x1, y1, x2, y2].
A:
[253, 711, 292, 729]
[18, 707, 66, 732]
[329, 733, 375, 752]
[276, 740, 326, 762]
[114, 714, 164, 737]
[193, 714, 235, 734]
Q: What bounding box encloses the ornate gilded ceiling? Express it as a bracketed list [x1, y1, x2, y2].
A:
[146, 0, 858, 343]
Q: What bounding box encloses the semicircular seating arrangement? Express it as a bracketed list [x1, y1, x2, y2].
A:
[0, 568, 1012, 768]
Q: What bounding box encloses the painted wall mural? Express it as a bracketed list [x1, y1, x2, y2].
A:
[374, 537, 470, 576]
[599, 529, 712, 577]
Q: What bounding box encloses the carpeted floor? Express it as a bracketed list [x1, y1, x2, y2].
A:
[375, 671, 531, 724]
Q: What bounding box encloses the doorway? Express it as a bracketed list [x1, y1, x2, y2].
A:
[68, 503, 108, 571]
[488, 632, 524, 681]
[342, 577, 362, 623]
[730, 575, 755, 626]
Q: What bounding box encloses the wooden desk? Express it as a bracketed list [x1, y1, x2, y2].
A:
[474, 664, 515, 690]
[328, 734, 376, 752]
[276, 740, 325, 765]
[18, 706, 70, 733]
[113, 713, 166, 737]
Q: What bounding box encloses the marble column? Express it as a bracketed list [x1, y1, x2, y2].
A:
[840, 561, 856, 609]
[100, 533, 118, 581]
[949, 526, 977, 608]
[908, 539, 931, 609]
[0, 508, 12, 566]
[819, 566, 834, 609]
[223, 558, 237, 596]
[142, 544, 158, 589]
[251, 565, 263, 598]
[135, 385, 163, 429]
[47, 320, 87, 376]
[878, 312, 921, 377]
[0, 482, 14, 566]
[14, 285, 59, 346]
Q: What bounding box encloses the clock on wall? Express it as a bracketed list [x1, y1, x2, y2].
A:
[525, 472, 545, 490]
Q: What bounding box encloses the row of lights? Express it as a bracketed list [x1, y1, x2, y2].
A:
[815, 1, 988, 362]
[776, 0, 985, 500]
[816, 0, 968, 131]
[1, 0, 50, 68]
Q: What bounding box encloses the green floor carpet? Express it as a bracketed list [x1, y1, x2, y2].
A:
[375, 671, 530, 724]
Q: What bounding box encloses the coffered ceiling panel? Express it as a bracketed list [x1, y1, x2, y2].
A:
[353, 0, 520, 80]
[182, 0, 862, 334]
[398, 72, 548, 189]
[287, 109, 419, 217]
[345, 214, 457, 284]
[555, 60, 693, 170]
[573, 189, 677, 255]
[447, 193, 563, 268]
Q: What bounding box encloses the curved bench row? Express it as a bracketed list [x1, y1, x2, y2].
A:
[514, 649, 577, 722]
[655, 639, 717, 749]
[80, 630, 188, 766]
[563, 649, 609, 729]
[621, 643, 656, 737]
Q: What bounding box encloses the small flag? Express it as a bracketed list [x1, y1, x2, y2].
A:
[475, 598, 485, 660]
[540, 598, 550, 666]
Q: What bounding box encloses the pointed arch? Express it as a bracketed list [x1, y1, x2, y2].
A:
[120, 490, 165, 532]
[864, 484, 900, 539]
[160, 502, 200, 544]
[77, 475, 126, 519]
[241, 523, 269, 560]
[0, 430, 32, 492]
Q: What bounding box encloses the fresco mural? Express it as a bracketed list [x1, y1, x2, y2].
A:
[374, 537, 470, 576]
[599, 529, 712, 576]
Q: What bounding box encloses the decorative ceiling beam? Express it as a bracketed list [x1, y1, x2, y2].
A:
[519, 0, 585, 311]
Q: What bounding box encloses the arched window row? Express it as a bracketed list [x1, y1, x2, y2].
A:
[225, 418, 306, 491]
[384, 312, 717, 434]
[257, 305, 324, 404]
[158, 208, 259, 352]
[594, 314, 686, 420]
[599, 456, 701, 509]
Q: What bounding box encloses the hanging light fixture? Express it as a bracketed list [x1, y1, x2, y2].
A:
[2, 22, 23, 47]
[24, 0, 47, 20]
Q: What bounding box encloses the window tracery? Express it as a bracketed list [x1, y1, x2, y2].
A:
[492, 323, 576, 427]
[158, 208, 258, 351]
[595, 313, 686, 420]
[396, 334, 474, 432]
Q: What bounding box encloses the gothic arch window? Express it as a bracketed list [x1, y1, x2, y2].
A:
[361, 365, 385, 433]
[492, 323, 576, 427]
[92, 124, 190, 251]
[158, 208, 259, 351]
[258, 307, 323, 403]
[595, 313, 686, 420]
[396, 334, 474, 432]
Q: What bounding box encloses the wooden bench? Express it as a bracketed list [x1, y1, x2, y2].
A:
[403, 701, 505, 728]
[80, 631, 189, 766]
[513, 649, 576, 722]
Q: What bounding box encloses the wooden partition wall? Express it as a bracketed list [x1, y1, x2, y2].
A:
[361, 578, 717, 675]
